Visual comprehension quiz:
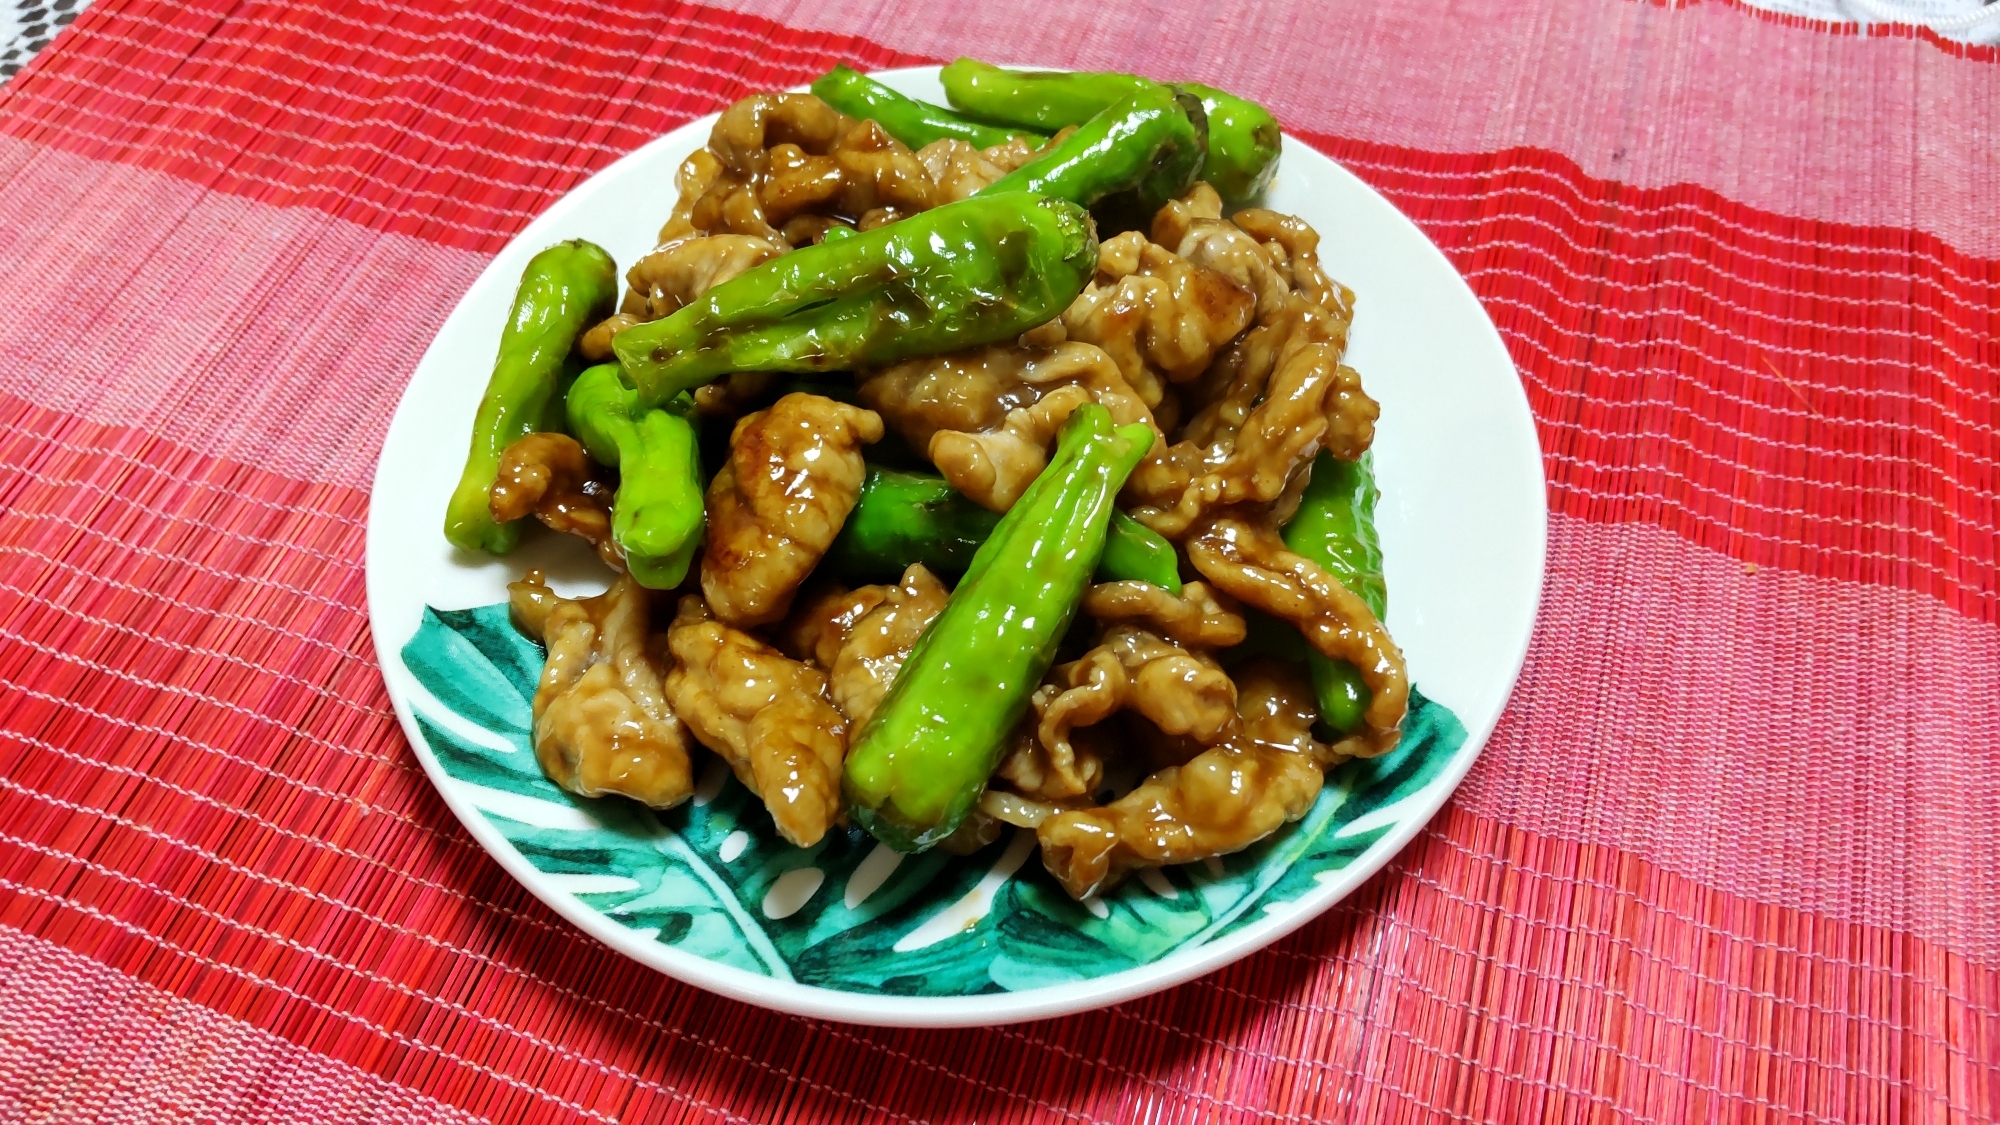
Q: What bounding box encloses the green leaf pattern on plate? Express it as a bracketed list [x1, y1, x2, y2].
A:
[400, 603, 1468, 996]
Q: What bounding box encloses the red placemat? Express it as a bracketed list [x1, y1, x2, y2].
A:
[0, 0, 1994, 1120]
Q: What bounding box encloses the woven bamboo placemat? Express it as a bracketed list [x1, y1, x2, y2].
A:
[0, 0, 1993, 1119]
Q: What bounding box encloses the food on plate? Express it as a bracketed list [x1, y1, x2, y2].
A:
[509, 570, 695, 808]
[811, 64, 1042, 150]
[445, 239, 618, 554]
[613, 192, 1100, 405]
[1282, 450, 1388, 735]
[979, 83, 1208, 230]
[822, 465, 1183, 592]
[938, 59, 1282, 205]
[843, 403, 1155, 850]
[698, 392, 883, 628]
[445, 64, 1407, 899]
[564, 363, 706, 589]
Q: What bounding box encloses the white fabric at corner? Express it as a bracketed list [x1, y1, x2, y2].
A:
[1738, 0, 2000, 42]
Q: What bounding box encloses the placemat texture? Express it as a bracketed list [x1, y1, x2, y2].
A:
[0, 0, 1994, 1120]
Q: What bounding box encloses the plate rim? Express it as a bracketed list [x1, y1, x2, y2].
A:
[364, 64, 1547, 1028]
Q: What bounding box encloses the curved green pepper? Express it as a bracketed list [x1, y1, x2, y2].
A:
[825, 465, 1181, 592]
[1100, 509, 1182, 594]
[943, 59, 1281, 205]
[565, 364, 705, 590]
[1176, 82, 1283, 205]
[612, 193, 1097, 407]
[811, 65, 1042, 150]
[444, 239, 618, 553]
[941, 59, 1139, 132]
[1281, 450, 1387, 733]
[977, 83, 1206, 227]
[843, 405, 1155, 850]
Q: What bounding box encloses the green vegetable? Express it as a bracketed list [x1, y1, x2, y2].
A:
[1281, 451, 1387, 734]
[843, 405, 1155, 850]
[612, 193, 1097, 407]
[822, 467, 997, 581]
[944, 59, 1281, 205]
[811, 64, 1042, 150]
[565, 364, 705, 589]
[1176, 82, 1284, 205]
[941, 59, 1140, 132]
[977, 83, 1206, 227]
[1099, 508, 1182, 594]
[825, 465, 1181, 592]
[444, 239, 618, 553]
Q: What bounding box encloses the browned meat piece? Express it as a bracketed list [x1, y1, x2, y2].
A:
[858, 341, 1159, 510]
[1151, 182, 1291, 318]
[656, 148, 727, 245]
[656, 93, 935, 249]
[994, 720, 1108, 806]
[1079, 580, 1247, 649]
[691, 371, 783, 418]
[489, 433, 622, 570]
[916, 139, 1011, 202]
[1123, 183, 1382, 536]
[1031, 628, 1240, 801]
[828, 563, 949, 729]
[577, 313, 642, 362]
[1061, 230, 1256, 409]
[1232, 656, 1343, 765]
[579, 233, 787, 361]
[1231, 208, 1341, 311]
[776, 583, 889, 669]
[510, 571, 694, 809]
[778, 214, 854, 246]
[1035, 657, 1330, 899]
[700, 393, 883, 627]
[1318, 362, 1379, 463]
[662, 596, 848, 847]
[1185, 513, 1407, 758]
[628, 234, 786, 320]
[914, 130, 1065, 203]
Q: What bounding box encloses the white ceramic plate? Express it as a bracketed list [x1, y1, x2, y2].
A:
[366, 66, 1545, 1027]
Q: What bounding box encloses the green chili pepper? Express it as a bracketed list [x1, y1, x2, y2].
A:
[944, 59, 1281, 205]
[843, 405, 1155, 850]
[977, 83, 1206, 228]
[825, 465, 1181, 592]
[444, 239, 618, 554]
[612, 193, 1097, 407]
[811, 64, 1043, 150]
[1175, 82, 1283, 205]
[1281, 450, 1387, 734]
[565, 364, 705, 590]
[1099, 509, 1182, 593]
[940, 59, 1140, 132]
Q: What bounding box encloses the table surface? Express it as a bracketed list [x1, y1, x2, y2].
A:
[0, 1, 1993, 1121]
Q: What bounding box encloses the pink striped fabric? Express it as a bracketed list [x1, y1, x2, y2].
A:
[0, 0, 1993, 1119]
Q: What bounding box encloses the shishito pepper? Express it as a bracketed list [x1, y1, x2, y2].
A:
[825, 465, 1182, 592]
[941, 60, 1139, 133]
[843, 405, 1155, 850]
[565, 364, 706, 590]
[444, 239, 618, 553]
[977, 83, 1206, 227]
[1281, 450, 1388, 733]
[612, 193, 1097, 407]
[943, 59, 1282, 205]
[811, 64, 1043, 150]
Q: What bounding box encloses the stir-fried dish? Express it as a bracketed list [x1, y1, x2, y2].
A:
[444, 61, 1407, 901]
